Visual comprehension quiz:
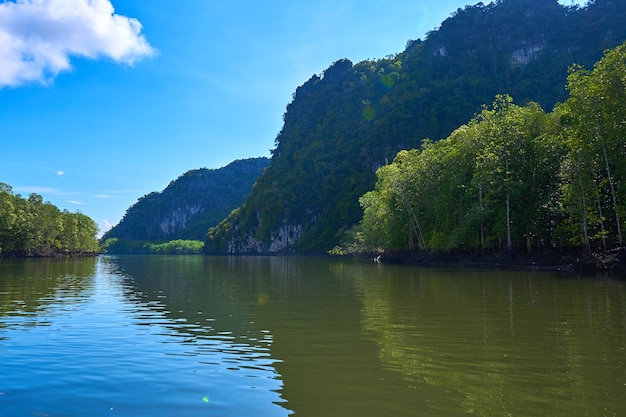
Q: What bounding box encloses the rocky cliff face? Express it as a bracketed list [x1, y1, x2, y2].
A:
[223, 221, 304, 253]
[158, 205, 203, 236]
[510, 43, 544, 67]
[102, 157, 270, 242]
[206, 0, 626, 254]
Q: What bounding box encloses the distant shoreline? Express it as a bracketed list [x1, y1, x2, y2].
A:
[0, 252, 99, 259]
[369, 248, 626, 275]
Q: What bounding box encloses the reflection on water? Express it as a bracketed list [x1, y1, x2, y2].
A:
[356, 266, 626, 416]
[0, 255, 625, 417]
[0, 256, 289, 417]
[0, 257, 97, 319]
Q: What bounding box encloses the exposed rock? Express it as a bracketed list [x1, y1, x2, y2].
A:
[511, 43, 544, 67]
[102, 157, 270, 242]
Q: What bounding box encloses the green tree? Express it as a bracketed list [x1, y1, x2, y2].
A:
[561, 41, 626, 250]
[471, 96, 557, 252]
[1, 186, 99, 256]
[358, 97, 561, 254]
[0, 183, 18, 253]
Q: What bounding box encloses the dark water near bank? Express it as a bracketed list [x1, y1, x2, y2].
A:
[0, 255, 624, 416]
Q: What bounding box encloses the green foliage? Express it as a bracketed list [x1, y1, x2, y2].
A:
[357, 41, 626, 254]
[559, 41, 626, 252]
[328, 225, 368, 256]
[359, 97, 564, 253]
[0, 185, 99, 256]
[102, 158, 269, 242]
[205, 0, 626, 254]
[101, 238, 204, 255]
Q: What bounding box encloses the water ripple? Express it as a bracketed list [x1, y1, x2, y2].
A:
[0, 257, 290, 417]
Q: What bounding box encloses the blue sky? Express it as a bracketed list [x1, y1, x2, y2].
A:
[0, 0, 586, 236]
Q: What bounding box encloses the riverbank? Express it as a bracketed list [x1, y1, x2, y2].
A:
[0, 252, 99, 259]
[372, 247, 626, 274]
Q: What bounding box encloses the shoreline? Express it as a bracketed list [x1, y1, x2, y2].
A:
[371, 247, 626, 275]
[0, 252, 99, 259]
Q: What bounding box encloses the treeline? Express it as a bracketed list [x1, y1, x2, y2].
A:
[102, 238, 204, 255]
[0, 183, 100, 256]
[351, 42, 626, 255]
[205, 0, 626, 254]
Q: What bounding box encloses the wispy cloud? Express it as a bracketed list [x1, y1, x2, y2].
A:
[102, 219, 115, 230]
[13, 186, 82, 197]
[57, 170, 65, 177]
[91, 194, 119, 199]
[99, 188, 146, 196]
[66, 200, 86, 205]
[0, 0, 155, 88]
[14, 186, 62, 194]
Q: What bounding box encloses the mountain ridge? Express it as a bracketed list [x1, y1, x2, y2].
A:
[102, 157, 269, 242]
[205, 0, 626, 254]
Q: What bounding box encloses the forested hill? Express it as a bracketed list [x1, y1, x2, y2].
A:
[0, 183, 100, 256]
[205, 0, 626, 254]
[102, 157, 269, 242]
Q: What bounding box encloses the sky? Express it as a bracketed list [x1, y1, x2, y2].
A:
[0, 0, 587, 236]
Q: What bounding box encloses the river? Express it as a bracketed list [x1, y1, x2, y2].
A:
[0, 255, 624, 416]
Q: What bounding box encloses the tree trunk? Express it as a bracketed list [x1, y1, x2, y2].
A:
[595, 189, 607, 251]
[479, 183, 484, 253]
[601, 141, 622, 246]
[505, 159, 512, 250]
[579, 178, 592, 256]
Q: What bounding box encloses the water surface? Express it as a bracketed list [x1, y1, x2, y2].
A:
[1, 255, 624, 416]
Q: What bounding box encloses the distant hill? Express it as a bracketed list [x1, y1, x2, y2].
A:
[102, 157, 269, 242]
[205, 0, 626, 254]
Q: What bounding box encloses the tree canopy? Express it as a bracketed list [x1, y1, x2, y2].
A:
[355, 41, 626, 255]
[0, 184, 100, 256]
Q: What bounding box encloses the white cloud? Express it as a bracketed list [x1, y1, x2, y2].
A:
[0, 0, 155, 88]
[57, 170, 64, 176]
[14, 185, 61, 194]
[91, 193, 118, 199]
[66, 199, 86, 205]
[14, 185, 82, 196]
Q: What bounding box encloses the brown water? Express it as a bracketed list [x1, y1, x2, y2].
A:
[1, 255, 624, 416]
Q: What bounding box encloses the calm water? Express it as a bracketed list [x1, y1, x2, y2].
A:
[0, 255, 624, 417]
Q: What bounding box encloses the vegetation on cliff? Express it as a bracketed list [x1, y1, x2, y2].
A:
[102, 157, 269, 252]
[350, 42, 626, 262]
[0, 183, 100, 256]
[101, 238, 204, 255]
[205, 0, 626, 254]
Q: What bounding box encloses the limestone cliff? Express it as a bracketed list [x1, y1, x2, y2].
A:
[102, 157, 269, 242]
